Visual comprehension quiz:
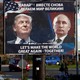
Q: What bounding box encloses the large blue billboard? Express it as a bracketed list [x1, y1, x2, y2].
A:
[4, 1, 75, 54]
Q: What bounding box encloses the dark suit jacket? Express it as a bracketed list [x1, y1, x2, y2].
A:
[47, 35, 75, 54]
[48, 35, 75, 43]
[63, 35, 75, 43]
[6, 38, 36, 53]
[7, 39, 35, 44]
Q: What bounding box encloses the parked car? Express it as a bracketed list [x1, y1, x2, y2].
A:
[18, 59, 30, 71]
[9, 57, 30, 71]
[45, 56, 60, 65]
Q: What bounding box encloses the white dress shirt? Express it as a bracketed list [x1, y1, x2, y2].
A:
[15, 37, 30, 44]
[54, 34, 67, 45]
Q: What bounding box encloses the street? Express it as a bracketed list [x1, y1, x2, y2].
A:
[46, 68, 80, 77]
[1, 65, 32, 80]
[1, 65, 80, 79]
[1, 65, 22, 79]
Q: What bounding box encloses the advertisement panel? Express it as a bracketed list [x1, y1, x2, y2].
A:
[4, 1, 75, 54]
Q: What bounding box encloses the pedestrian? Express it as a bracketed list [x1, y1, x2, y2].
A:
[59, 63, 65, 75]
[64, 63, 68, 76]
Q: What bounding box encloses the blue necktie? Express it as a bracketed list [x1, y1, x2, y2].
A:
[20, 39, 25, 44]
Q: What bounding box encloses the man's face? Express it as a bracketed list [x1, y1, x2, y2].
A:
[13, 16, 32, 36]
[53, 15, 71, 37]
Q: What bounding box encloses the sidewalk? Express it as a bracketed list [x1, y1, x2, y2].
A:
[0, 74, 22, 80]
[53, 74, 80, 80]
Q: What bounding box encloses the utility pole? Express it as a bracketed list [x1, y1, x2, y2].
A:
[33, 54, 45, 80]
[75, 0, 79, 75]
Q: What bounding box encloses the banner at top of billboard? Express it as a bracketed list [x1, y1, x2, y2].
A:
[4, 1, 75, 55]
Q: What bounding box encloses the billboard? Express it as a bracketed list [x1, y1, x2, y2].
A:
[4, 1, 75, 54]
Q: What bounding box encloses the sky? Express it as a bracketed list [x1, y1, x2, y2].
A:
[0, 0, 3, 2]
